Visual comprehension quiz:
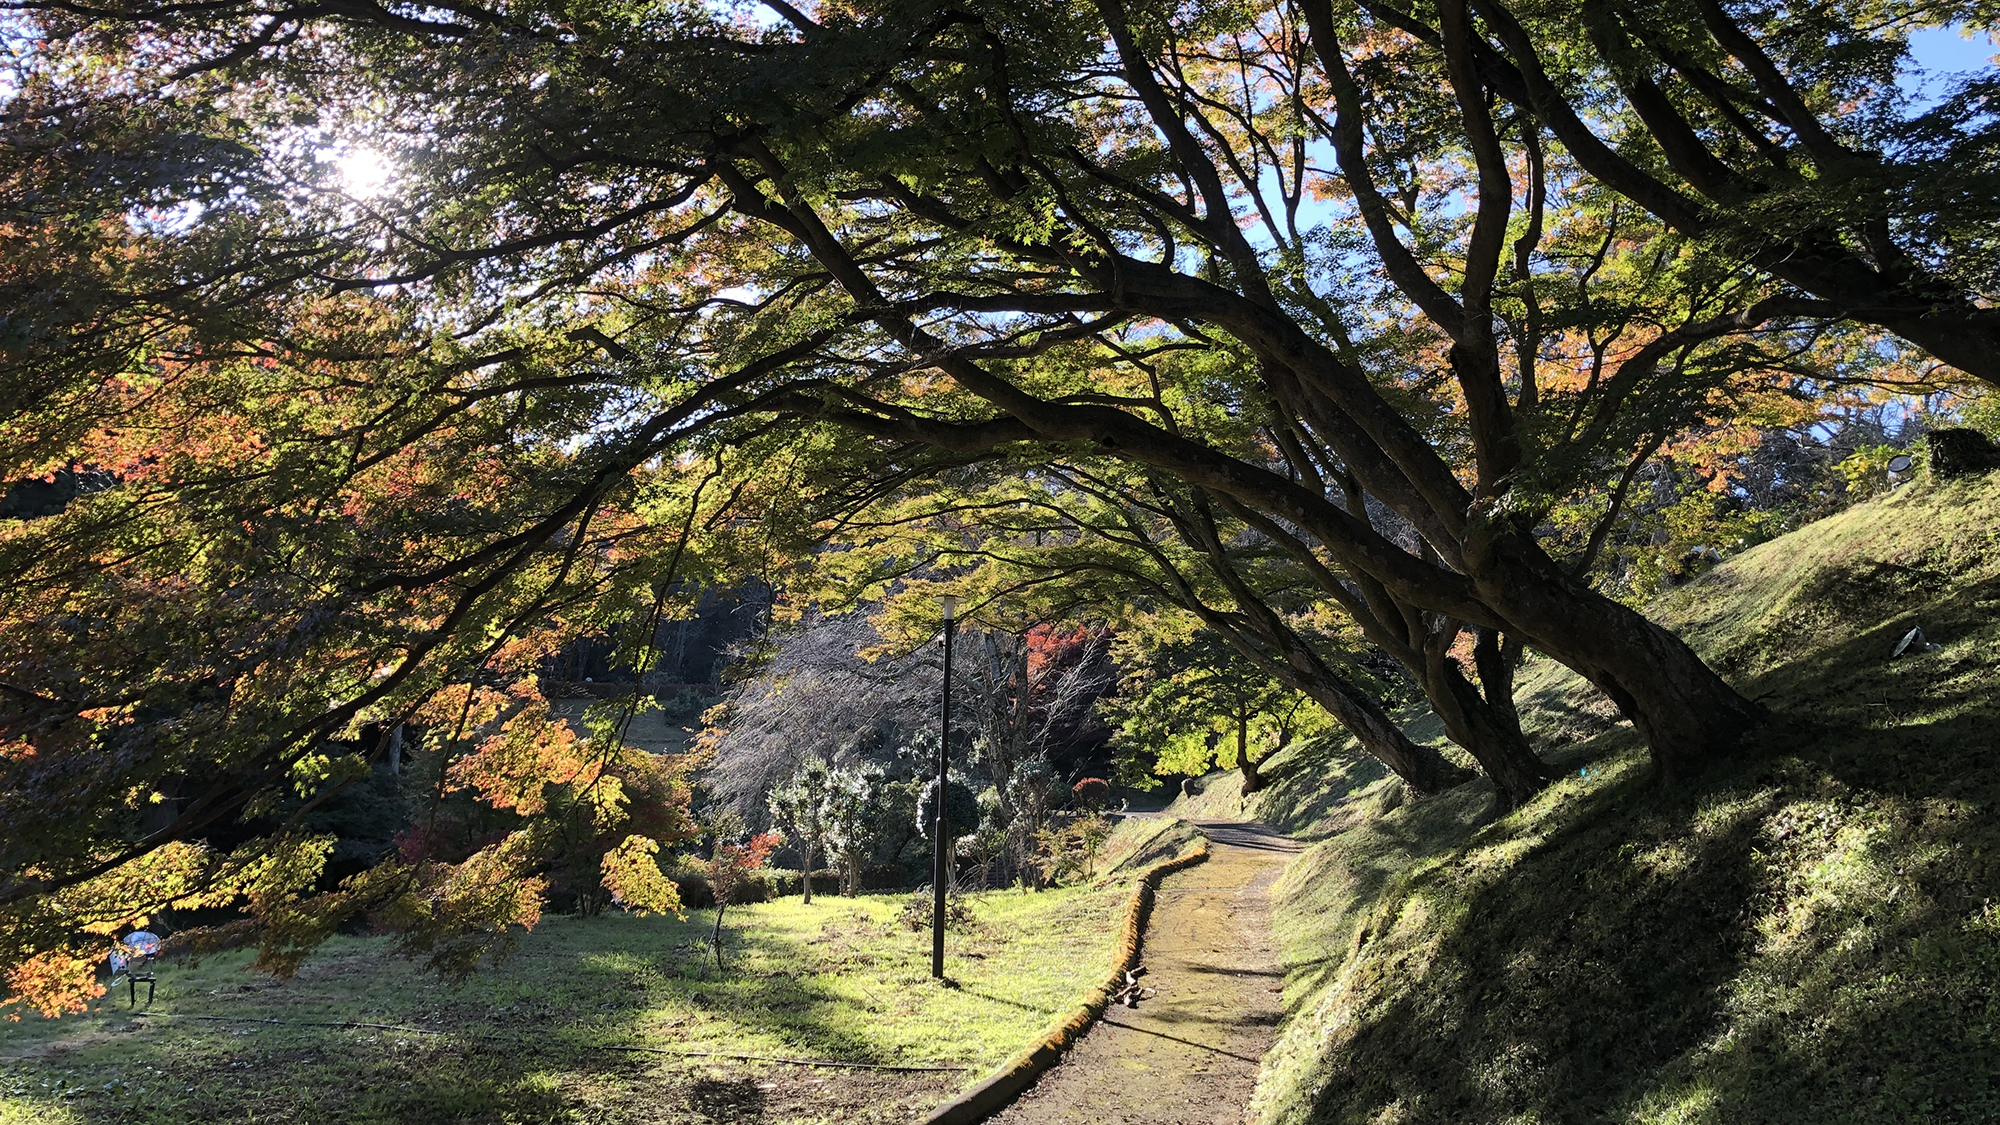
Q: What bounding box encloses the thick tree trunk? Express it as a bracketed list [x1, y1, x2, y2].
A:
[746, 95, 1757, 793]
[1240, 752, 1265, 795]
[1469, 534, 1762, 781]
[1236, 717, 1266, 795]
[1418, 652, 1554, 811]
[1877, 312, 2000, 390]
[1156, 547, 1475, 798]
[1292, 671, 1474, 797]
[1472, 628, 1525, 743]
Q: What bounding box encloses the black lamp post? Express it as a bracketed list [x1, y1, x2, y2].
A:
[932, 593, 959, 980]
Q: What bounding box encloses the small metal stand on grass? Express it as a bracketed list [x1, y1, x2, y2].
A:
[126, 961, 157, 1007]
[110, 931, 162, 1007]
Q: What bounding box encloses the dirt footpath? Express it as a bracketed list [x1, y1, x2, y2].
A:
[985, 820, 1300, 1125]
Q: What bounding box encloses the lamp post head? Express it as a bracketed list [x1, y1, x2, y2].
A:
[939, 593, 961, 622]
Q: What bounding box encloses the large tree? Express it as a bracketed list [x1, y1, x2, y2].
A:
[1389, 0, 2000, 385]
[1103, 615, 1328, 796]
[807, 456, 1486, 798]
[3, 0, 1946, 1004]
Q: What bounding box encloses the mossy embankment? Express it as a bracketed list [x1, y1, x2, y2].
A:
[1174, 472, 2000, 1124]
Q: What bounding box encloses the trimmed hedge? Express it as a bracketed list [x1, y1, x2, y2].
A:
[670, 862, 917, 909]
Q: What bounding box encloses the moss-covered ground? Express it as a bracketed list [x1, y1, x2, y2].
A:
[0, 878, 1134, 1124]
[1175, 471, 2000, 1125]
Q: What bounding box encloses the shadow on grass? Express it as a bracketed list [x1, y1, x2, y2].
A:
[665, 925, 909, 1065]
[0, 905, 942, 1124]
[958, 987, 1045, 1015]
[684, 1073, 770, 1120]
[1248, 748, 1391, 840]
[1246, 478, 2000, 1123]
[1277, 625, 2000, 1123]
[339, 1048, 574, 1124]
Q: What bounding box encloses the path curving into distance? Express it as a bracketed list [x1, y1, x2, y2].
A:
[985, 819, 1302, 1125]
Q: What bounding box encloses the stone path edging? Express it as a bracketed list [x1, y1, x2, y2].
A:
[919, 836, 1213, 1125]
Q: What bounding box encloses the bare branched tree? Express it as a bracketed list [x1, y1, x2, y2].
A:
[963, 628, 1114, 824]
[707, 613, 938, 820]
[708, 613, 1114, 861]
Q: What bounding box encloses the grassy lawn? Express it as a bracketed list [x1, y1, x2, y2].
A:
[1175, 472, 2000, 1125]
[0, 881, 1131, 1124]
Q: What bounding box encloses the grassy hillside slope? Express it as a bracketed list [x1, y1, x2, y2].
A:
[1175, 472, 2000, 1125]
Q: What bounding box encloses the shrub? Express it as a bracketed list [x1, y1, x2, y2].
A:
[916, 777, 979, 839]
[763, 869, 844, 898]
[667, 853, 779, 908]
[1032, 812, 1114, 885]
[1071, 777, 1111, 811]
[898, 885, 977, 933]
[861, 862, 910, 890]
[693, 831, 780, 971]
[671, 871, 715, 910]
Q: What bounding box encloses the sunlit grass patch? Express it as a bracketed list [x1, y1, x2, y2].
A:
[0, 881, 1129, 1124]
[0, 1088, 85, 1125]
[1246, 473, 2000, 1125]
[1625, 1080, 1722, 1125]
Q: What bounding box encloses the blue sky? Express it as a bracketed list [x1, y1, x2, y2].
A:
[1899, 24, 1997, 105]
[1907, 24, 1998, 71]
